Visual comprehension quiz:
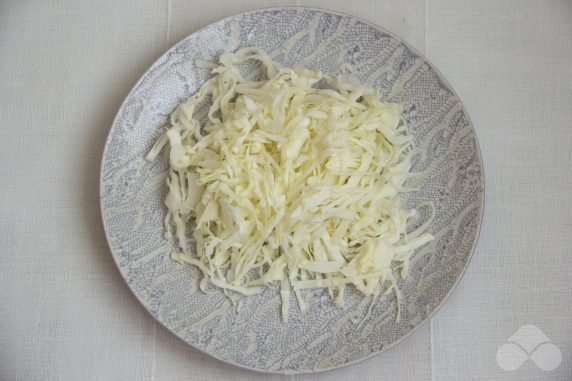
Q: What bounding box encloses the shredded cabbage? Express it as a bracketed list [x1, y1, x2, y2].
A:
[146, 47, 434, 322]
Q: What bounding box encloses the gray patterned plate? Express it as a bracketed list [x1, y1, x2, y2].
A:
[100, 7, 484, 374]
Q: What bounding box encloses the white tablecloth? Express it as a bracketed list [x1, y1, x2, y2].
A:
[1, 1, 571, 380]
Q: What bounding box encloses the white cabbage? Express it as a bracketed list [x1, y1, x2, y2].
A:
[146, 47, 433, 321]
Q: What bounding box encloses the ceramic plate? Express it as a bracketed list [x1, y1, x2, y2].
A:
[100, 7, 484, 374]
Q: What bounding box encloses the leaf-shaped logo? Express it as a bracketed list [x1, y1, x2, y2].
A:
[496, 325, 562, 371]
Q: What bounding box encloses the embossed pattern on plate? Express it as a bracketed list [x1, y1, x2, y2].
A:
[100, 7, 484, 374]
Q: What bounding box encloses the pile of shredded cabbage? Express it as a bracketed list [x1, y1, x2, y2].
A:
[146, 47, 433, 322]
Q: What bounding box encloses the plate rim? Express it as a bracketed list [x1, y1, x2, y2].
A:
[99, 5, 485, 375]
